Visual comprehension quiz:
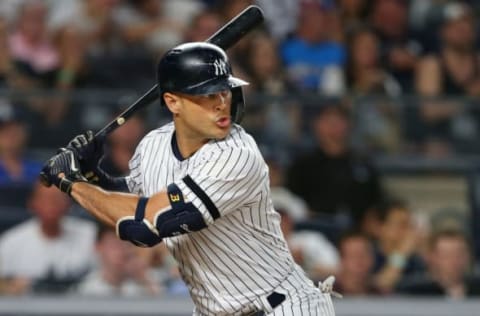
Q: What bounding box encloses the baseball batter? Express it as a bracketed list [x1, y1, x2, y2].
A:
[41, 42, 336, 315]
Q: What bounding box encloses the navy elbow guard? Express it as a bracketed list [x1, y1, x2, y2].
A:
[154, 184, 207, 238]
[116, 197, 163, 247]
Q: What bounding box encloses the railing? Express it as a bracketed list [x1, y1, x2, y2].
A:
[1, 88, 479, 156]
[0, 296, 478, 316]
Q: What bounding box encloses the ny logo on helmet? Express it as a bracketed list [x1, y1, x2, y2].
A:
[213, 59, 228, 76]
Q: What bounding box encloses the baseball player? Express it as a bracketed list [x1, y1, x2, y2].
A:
[40, 42, 337, 315]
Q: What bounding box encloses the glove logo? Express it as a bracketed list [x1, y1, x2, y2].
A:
[69, 151, 79, 172]
[180, 224, 192, 233]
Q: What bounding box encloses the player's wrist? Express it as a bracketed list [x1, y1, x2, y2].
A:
[62, 176, 88, 196]
[69, 180, 91, 201]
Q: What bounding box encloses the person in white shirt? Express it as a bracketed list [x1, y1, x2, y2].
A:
[275, 195, 339, 282]
[0, 181, 96, 295]
[76, 224, 160, 297]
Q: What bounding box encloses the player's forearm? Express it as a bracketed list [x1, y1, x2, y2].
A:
[70, 182, 139, 227]
[70, 182, 171, 228]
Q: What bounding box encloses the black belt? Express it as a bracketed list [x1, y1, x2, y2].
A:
[250, 292, 286, 316]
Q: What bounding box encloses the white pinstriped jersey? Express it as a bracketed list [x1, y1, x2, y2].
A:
[126, 122, 298, 315]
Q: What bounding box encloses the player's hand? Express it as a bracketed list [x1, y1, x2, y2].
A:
[66, 130, 105, 183]
[39, 150, 87, 195]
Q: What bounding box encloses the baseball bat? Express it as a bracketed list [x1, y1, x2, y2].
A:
[40, 5, 264, 186]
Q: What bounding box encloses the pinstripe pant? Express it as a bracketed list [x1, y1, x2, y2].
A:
[257, 266, 336, 316]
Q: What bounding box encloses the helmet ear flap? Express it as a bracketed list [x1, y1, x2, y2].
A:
[158, 86, 166, 107]
[231, 87, 245, 123]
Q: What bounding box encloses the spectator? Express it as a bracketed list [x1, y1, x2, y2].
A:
[0, 101, 40, 186]
[274, 194, 339, 282]
[162, 0, 206, 30]
[372, 200, 426, 294]
[397, 229, 480, 298]
[268, 148, 335, 281]
[243, 32, 301, 158]
[268, 157, 308, 222]
[8, 0, 60, 88]
[216, 0, 254, 23]
[358, 203, 384, 241]
[76, 225, 160, 297]
[54, 21, 87, 90]
[346, 26, 403, 153]
[113, 0, 185, 56]
[254, 0, 298, 41]
[100, 113, 146, 177]
[7, 0, 84, 149]
[280, 0, 346, 95]
[338, 0, 371, 35]
[346, 26, 401, 96]
[244, 32, 291, 95]
[370, 0, 423, 92]
[414, 2, 480, 154]
[286, 102, 383, 226]
[5, 1, 82, 88]
[49, 0, 121, 58]
[0, 182, 96, 295]
[0, 16, 11, 88]
[140, 243, 189, 296]
[215, 1, 261, 74]
[418, 1, 480, 96]
[183, 9, 222, 43]
[334, 230, 380, 296]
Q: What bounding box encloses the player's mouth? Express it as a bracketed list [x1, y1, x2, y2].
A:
[216, 117, 230, 128]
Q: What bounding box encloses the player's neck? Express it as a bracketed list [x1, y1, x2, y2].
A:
[172, 130, 208, 160]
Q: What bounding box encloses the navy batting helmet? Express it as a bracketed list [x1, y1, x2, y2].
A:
[157, 42, 249, 123]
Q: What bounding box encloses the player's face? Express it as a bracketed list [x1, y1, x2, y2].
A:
[177, 90, 233, 140]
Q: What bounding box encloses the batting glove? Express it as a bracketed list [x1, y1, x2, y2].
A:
[40, 150, 87, 195]
[66, 130, 105, 183]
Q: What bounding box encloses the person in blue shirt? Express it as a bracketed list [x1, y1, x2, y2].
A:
[280, 0, 346, 94]
[0, 102, 41, 187]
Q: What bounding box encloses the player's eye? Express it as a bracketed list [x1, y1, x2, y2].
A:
[221, 90, 232, 99]
[206, 94, 217, 99]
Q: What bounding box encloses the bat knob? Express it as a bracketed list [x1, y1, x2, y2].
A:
[39, 171, 52, 187]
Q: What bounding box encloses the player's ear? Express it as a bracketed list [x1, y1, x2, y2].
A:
[163, 92, 181, 115]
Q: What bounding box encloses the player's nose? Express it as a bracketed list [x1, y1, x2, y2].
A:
[214, 90, 231, 110]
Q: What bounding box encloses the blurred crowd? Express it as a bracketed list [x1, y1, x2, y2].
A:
[0, 0, 479, 300]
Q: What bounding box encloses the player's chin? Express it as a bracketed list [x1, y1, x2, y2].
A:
[211, 123, 231, 139]
[212, 127, 230, 140]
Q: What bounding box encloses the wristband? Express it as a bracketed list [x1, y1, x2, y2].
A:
[59, 176, 87, 195]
